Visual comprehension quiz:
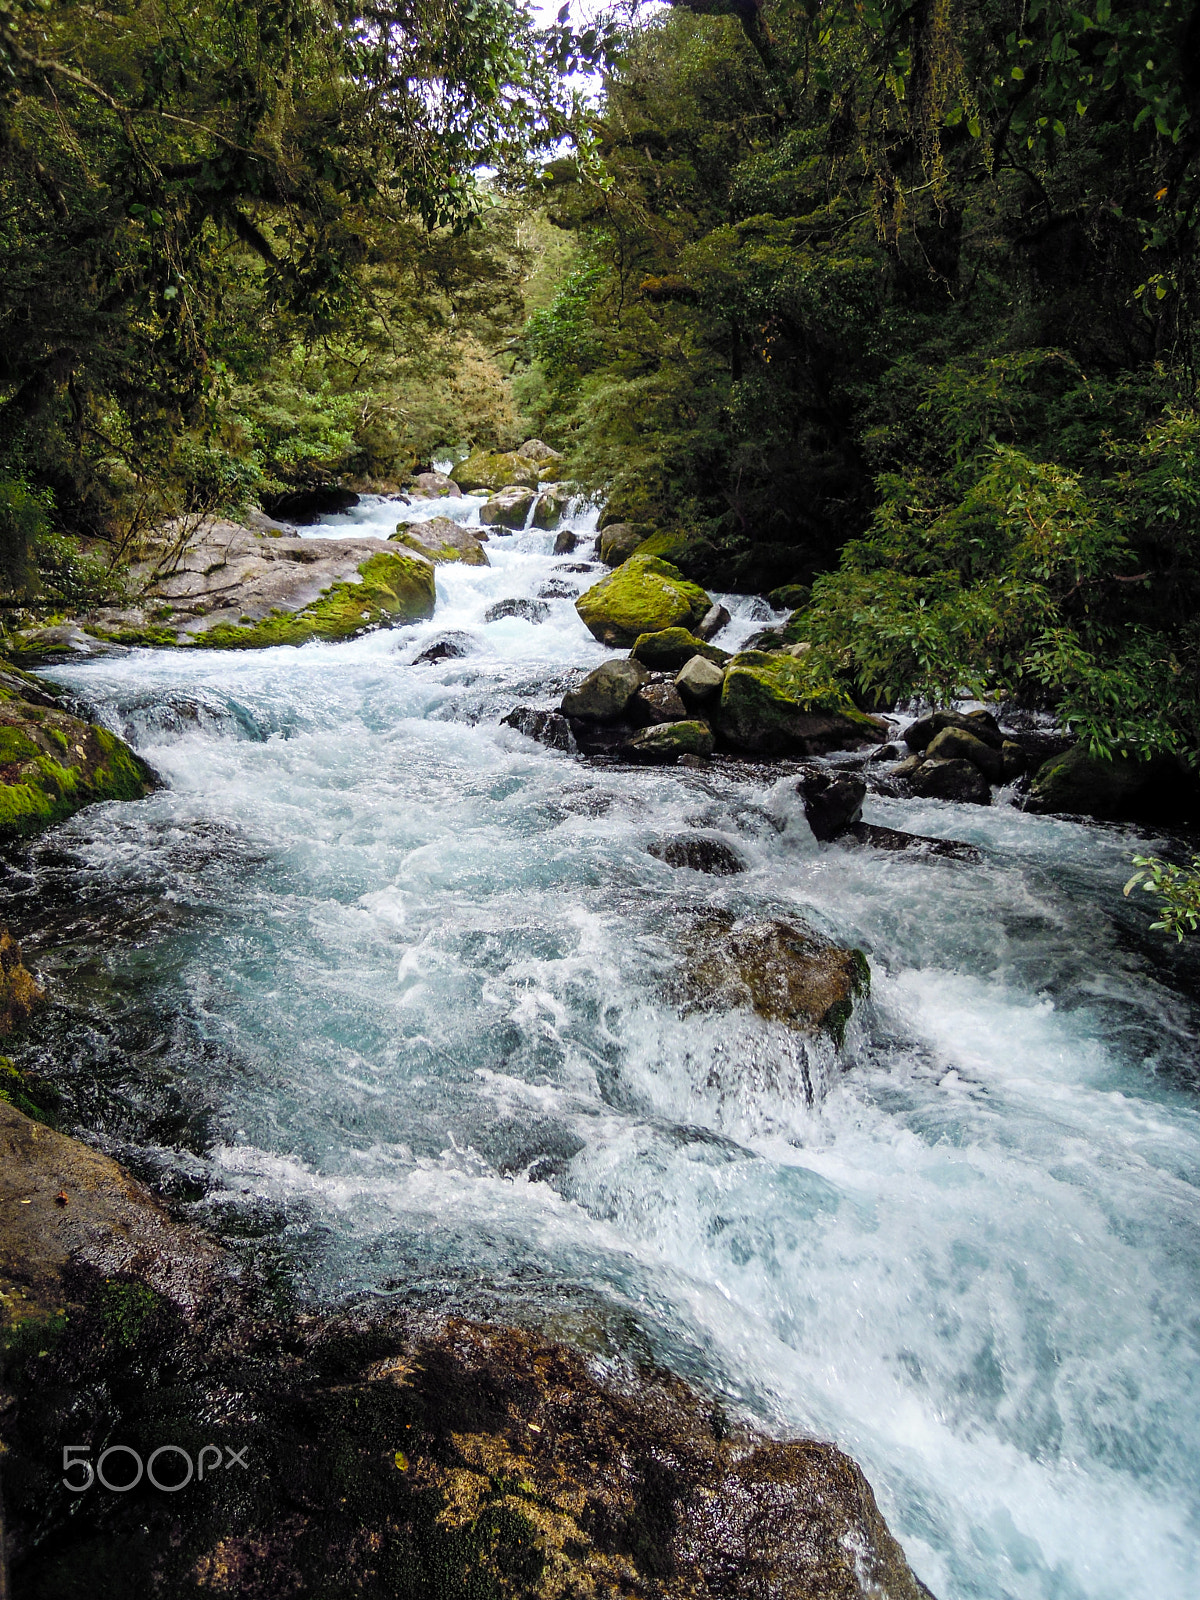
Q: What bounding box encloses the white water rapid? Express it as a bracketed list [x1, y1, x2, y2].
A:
[30, 493, 1200, 1600]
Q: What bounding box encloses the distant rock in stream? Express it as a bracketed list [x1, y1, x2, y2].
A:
[485, 597, 550, 624]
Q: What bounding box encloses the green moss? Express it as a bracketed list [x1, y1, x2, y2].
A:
[717, 650, 880, 754]
[0, 1056, 59, 1125]
[630, 627, 729, 669]
[0, 705, 154, 839]
[195, 551, 435, 649]
[626, 719, 715, 760]
[46, 726, 69, 751]
[100, 1281, 162, 1350]
[0, 726, 40, 762]
[455, 449, 539, 491]
[576, 556, 712, 648]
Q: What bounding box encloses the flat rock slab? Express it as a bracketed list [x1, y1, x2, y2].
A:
[127, 521, 408, 634]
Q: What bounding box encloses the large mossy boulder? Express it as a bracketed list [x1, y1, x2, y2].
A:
[479, 486, 537, 529]
[391, 517, 488, 566]
[455, 448, 541, 492]
[576, 557, 712, 648]
[683, 916, 870, 1046]
[717, 652, 886, 756]
[1027, 742, 1195, 823]
[196, 550, 435, 649]
[0, 665, 155, 839]
[533, 485, 572, 528]
[632, 627, 729, 671]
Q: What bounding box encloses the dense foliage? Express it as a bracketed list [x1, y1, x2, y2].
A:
[0, 0, 591, 602]
[523, 0, 1200, 757]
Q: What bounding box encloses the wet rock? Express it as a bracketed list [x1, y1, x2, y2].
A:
[892, 754, 925, 780]
[576, 556, 712, 648]
[8, 623, 130, 666]
[561, 658, 649, 721]
[262, 485, 360, 523]
[796, 765, 867, 841]
[538, 581, 576, 600]
[675, 653, 726, 706]
[405, 470, 461, 499]
[717, 652, 887, 757]
[649, 836, 745, 874]
[532, 485, 572, 528]
[479, 485, 537, 529]
[632, 627, 730, 671]
[904, 709, 1003, 753]
[0, 929, 44, 1035]
[909, 757, 992, 805]
[683, 916, 870, 1045]
[1026, 742, 1196, 823]
[500, 707, 576, 752]
[598, 522, 650, 566]
[0, 669, 156, 839]
[391, 515, 488, 566]
[629, 680, 689, 725]
[1001, 740, 1027, 781]
[414, 633, 473, 663]
[695, 601, 731, 640]
[624, 719, 715, 762]
[743, 626, 787, 651]
[485, 597, 549, 625]
[455, 447, 541, 491]
[925, 725, 1003, 781]
[847, 822, 982, 861]
[553, 528, 580, 554]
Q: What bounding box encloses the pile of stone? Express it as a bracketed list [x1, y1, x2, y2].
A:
[890, 709, 1026, 805]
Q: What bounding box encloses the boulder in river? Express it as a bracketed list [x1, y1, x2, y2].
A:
[0, 664, 156, 839]
[500, 706, 577, 751]
[694, 601, 731, 640]
[576, 556, 712, 649]
[454, 447, 541, 491]
[415, 633, 474, 663]
[404, 470, 461, 499]
[391, 516, 488, 566]
[1001, 739, 1027, 781]
[485, 597, 549, 625]
[924, 724, 1003, 782]
[683, 916, 870, 1045]
[909, 757, 992, 805]
[599, 522, 651, 566]
[676, 653, 726, 706]
[116, 519, 437, 646]
[516, 437, 563, 463]
[717, 652, 887, 757]
[479, 485, 537, 529]
[533, 485, 572, 528]
[649, 835, 745, 874]
[561, 658, 649, 721]
[1026, 742, 1196, 823]
[632, 628, 730, 671]
[553, 528, 580, 554]
[796, 766, 867, 840]
[904, 709, 1003, 753]
[846, 822, 982, 860]
[624, 719, 715, 762]
[629, 679, 689, 725]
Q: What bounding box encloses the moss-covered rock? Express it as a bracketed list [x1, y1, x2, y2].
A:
[193, 551, 435, 649]
[391, 517, 488, 566]
[532, 485, 572, 528]
[0, 931, 44, 1038]
[625, 719, 715, 761]
[455, 449, 541, 491]
[1026, 742, 1196, 822]
[576, 557, 712, 648]
[479, 486, 537, 529]
[683, 916, 871, 1046]
[598, 522, 650, 566]
[717, 651, 886, 756]
[631, 627, 730, 670]
[0, 667, 155, 838]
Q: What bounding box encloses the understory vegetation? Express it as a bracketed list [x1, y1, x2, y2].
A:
[3, 0, 1200, 767]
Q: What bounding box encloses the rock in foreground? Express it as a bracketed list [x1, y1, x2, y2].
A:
[0, 1101, 932, 1600]
[0, 665, 155, 838]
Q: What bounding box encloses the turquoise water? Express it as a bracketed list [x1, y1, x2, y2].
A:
[31, 495, 1200, 1600]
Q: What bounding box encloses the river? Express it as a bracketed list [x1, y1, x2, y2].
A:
[17, 491, 1200, 1600]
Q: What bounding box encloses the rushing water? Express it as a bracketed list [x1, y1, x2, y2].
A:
[20, 492, 1200, 1600]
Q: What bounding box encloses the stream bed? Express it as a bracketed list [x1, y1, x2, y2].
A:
[15, 494, 1200, 1600]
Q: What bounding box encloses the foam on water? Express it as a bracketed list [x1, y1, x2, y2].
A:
[37, 498, 1200, 1600]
